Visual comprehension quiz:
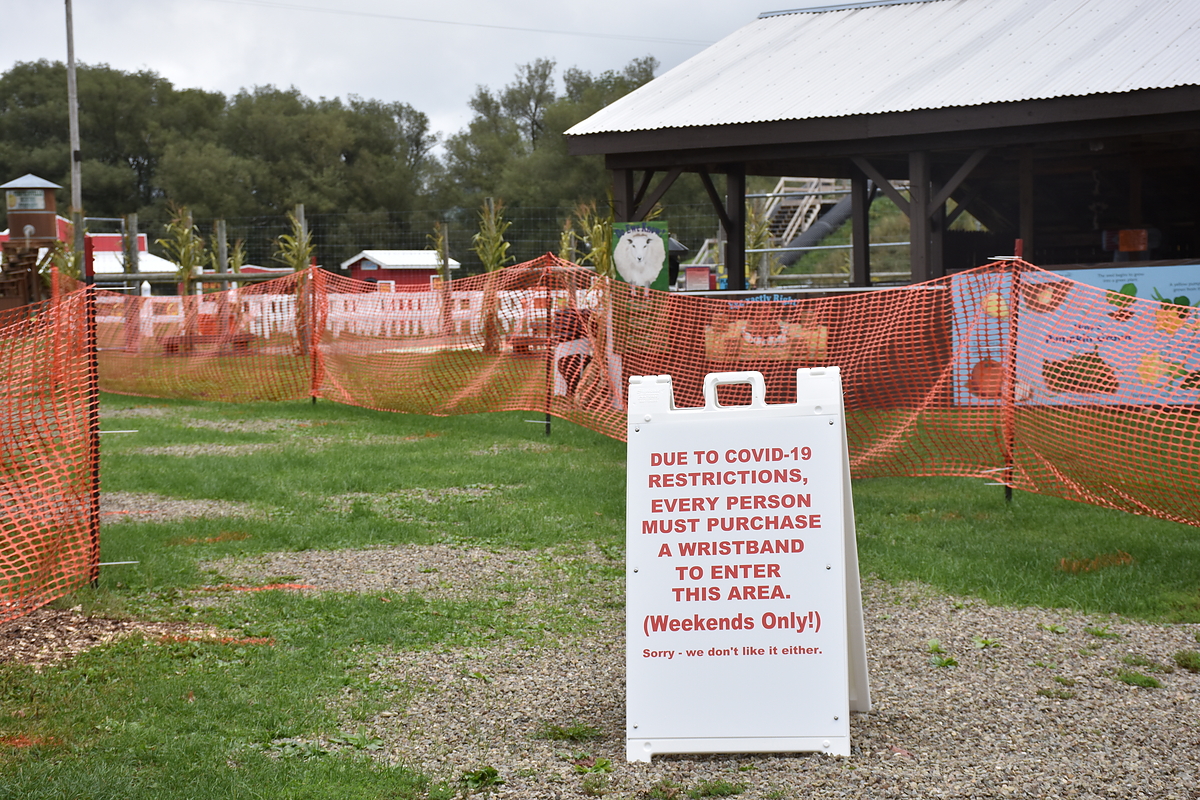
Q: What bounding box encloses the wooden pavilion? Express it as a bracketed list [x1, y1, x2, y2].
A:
[566, 0, 1200, 289]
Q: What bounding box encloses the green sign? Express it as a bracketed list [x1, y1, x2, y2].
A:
[612, 222, 669, 292]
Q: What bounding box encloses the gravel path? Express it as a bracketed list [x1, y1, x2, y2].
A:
[100, 491, 264, 523]
[200, 545, 1200, 800]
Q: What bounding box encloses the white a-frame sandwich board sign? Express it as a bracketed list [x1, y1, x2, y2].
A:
[625, 369, 870, 762]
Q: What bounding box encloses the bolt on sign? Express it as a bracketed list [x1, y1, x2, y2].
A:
[625, 369, 870, 762]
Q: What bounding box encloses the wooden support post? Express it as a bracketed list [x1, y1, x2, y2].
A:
[930, 184, 945, 279]
[296, 203, 307, 248]
[850, 167, 872, 287]
[613, 169, 635, 222]
[124, 212, 140, 276]
[1019, 149, 1034, 259]
[725, 166, 746, 291]
[185, 210, 197, 295]
[438, 219, 451, 281]
[909, 151, 931, 283]
[216, 219, 228, 274]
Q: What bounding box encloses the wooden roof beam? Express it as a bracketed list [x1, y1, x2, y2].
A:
[698, 169, 734, 231]
[930, 148, 990, 212]
[851, 156, 909, 216]
[633, 167, 684, 222]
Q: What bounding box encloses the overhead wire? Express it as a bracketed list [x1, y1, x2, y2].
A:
[202, 0, 716, 46]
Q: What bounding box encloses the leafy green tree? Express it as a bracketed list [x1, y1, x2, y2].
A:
[434, 56, 660, 213]
[346, 96, 436, 177]
[0, 60, 73, 196]
[156, 140, 261, 219]
[0, 54, 679, 260]
[338, 98, 432, 214]
[0, 61, 228, 221]
[437, 87, 523, 207]
[219, 86, 349, 215]
[502, 58, 557, 147]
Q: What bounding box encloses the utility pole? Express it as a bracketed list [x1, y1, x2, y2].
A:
[65, 0, 85, 279]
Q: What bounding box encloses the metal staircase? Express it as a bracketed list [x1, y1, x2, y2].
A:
[762, 177, 843, 247]
[687, 177, 846, 266]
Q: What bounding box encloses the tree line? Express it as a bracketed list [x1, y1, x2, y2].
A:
[0, 55, 725, 272]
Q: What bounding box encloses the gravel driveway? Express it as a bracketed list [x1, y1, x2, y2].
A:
[199, 545, 1200, 800]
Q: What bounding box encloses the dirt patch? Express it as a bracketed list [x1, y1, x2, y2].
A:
[168, 530, 253, 546]
[319, 485, 519, 521]
[127, 433, 440, 458]
[0, 734, 62, 748]
[99, 406, 202, 419]
[0, 607, 218, 668]
[202, 543, 544, 602]
[130, 443, 282, 455]
[469, 442, 568, 456]
[182, 418, 316, 433]
[129, 443, 281, 457]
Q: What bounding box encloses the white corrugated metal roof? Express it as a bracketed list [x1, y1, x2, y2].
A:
[567, 0, 1200, 135]
[92, 251, 176, 274]
[339, 250, 461, 270]
[0, 174, 61, 190]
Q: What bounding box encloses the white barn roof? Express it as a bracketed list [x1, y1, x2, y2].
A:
[92, 251, 176, 274]
[340, 250, 460, 270]
[567, 0, 1200, 135]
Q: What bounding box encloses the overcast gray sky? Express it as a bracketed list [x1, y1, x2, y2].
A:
[7, 0, 779, 141]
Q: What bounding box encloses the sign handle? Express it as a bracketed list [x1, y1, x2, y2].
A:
[702, 371, 767, 409]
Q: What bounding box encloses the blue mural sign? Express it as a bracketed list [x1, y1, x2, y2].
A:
[951, 264, 1200, 406]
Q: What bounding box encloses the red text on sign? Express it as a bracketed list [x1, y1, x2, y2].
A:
[710, 563, 781, 580]
[671, 586, 723, 601]
[706, 515, 821, 532]
[650, 497, 719, 513]
[725, 494, 810, 510]
[726, 585, 789, 600]
[643, 613, 755, 636]
[647, 469, 806, 488]
[676, 539, 804, 556]
[642, 519, 701, 534]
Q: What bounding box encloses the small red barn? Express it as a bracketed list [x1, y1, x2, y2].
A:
[339, 250, 460, 286]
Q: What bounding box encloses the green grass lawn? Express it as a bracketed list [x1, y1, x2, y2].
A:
[98, 351, 311, 402]
[2, 393, 1198, 798]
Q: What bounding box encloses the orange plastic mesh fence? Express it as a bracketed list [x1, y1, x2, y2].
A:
[0, 289, 100, 625]
[95, 255, 1200, 528]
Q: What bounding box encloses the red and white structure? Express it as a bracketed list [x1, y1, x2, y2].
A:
[340, 250, 460, 286]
